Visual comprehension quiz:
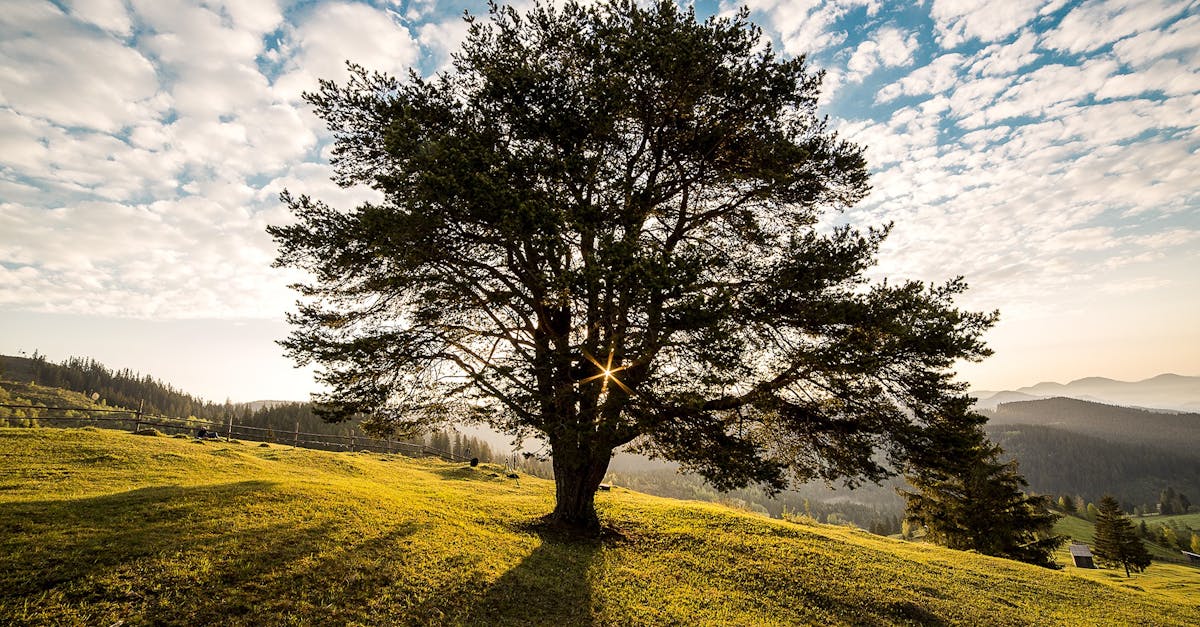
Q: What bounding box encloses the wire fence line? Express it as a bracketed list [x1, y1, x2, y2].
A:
[0, 403, 468, 462]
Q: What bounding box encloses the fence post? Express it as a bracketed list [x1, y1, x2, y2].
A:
[294, 421, 300, 448]
[227, 413, 234, 441]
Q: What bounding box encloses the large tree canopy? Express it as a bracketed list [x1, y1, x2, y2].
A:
[269, 0, 996, 529]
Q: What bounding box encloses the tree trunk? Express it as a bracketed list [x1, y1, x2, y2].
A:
[550, 446, 612, 530]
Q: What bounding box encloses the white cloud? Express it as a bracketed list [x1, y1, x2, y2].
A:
[930, 0, 1047, 48]
[732, 0, 879, 56]
[274, 2, 420, 101]
[64, 0, 133, 36]
[876, 53, 964, 101]
[0, 2, 165, 132]
[1096, 58, 1200, 99]
[1, 0, 1197, 339]
[846, 26, 919, 82]
[968, 30, 1039, 76]
[417, 15, 473, 73]
[0, 196, 301, 319]
[1112, 13, 1200, 67]
[1041, 0, 1191, 54]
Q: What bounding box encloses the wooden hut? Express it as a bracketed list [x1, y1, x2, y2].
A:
[1069, 543, 1095, 568]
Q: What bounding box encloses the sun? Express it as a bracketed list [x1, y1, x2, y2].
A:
[579, 347, 633, 395]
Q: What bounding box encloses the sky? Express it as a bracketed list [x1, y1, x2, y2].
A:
[1, 0, 1197, 402]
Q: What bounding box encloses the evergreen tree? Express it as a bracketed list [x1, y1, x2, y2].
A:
[268, 0, 995, 529]
[1092, 495, 1152, 577]
[900, 411, 1065, 568]
[1159, 487, 1177, 515]
[1057, 494, 1077, 513]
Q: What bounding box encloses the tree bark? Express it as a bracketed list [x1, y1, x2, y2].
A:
[549, 445, 612, 530]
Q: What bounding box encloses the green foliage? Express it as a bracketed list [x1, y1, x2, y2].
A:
[1159, 525, 1179, 549]
[1158, 487, 1191, 516]
[268, 0, 995, 528]
[900, 411, 1065, 568]
[3, 427, 1200, 626]
[1092, 495, 1153, 577]
[1191, 532, 1200, 554]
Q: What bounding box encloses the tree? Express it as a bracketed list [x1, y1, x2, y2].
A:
[1092, 495, 1152, 577]
[1158, 487, 1190, 515]
[1191, 532, 1200, 554]
[269, 0, 995, 529]
[1057, 494, 1077, 514]
[1159, 525, 1179, 549]
[1159, 487, 1177, 515]
[899, 411, 1065, 567]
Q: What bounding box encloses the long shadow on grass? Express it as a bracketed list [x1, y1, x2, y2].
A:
[0, 482, 282, 595]
[463, 522, 603, 626]
[0, 481, 421, 625]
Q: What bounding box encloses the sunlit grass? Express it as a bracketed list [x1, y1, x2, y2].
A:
[1, 427, 1197, 626]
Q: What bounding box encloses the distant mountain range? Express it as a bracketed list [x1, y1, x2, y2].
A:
[972, 373, 1200, 412]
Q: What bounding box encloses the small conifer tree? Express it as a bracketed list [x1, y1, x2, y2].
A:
[1092, 495, 1152, 577]
[900, 411, 1065, 568]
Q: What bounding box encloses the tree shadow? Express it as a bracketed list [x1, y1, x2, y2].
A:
[461, 520, 606, 626]
[0, 481, 423, 625]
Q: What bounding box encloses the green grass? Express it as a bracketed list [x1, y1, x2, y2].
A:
[2, 427, 1198, 626]
[1147, 511, 1200, 531]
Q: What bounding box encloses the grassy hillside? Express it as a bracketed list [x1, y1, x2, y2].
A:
[1052, 513, 1185, 562]
[0, 379, 113, 420]
[1, 428, 1198, 626]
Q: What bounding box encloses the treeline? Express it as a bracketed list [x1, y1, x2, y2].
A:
[232, 402, 354, 438]
[1, 353, 229, 420]
[1054, 487, 1194, 520]
[985, 423, 1200, 507]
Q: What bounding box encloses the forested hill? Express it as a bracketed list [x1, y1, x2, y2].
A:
[0, 353, 229, 420]
[985, 423, 1200, 509]
[0, 354, 506, 460]
[0, 354, 354, 436]
[984, 397, 1200, 456]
